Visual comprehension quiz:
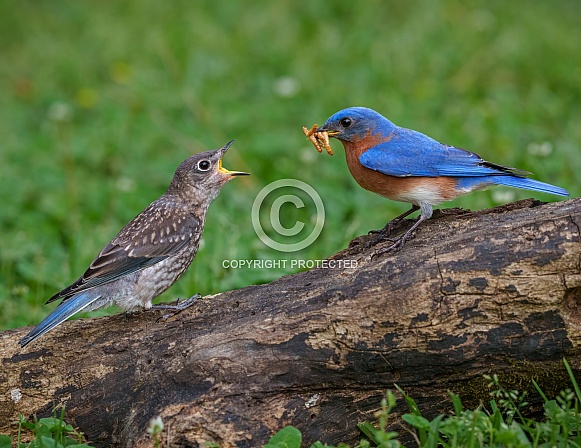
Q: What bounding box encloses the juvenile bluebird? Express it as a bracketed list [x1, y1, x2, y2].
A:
[19, 141, 248, 347]
[317, 107, 569, 254]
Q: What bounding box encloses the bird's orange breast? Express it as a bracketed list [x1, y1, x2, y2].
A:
[342, 139, 459, 205]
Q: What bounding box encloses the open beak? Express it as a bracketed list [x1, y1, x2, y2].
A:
[218, 140, 249, 177]
[316, 125, 340, 137]
[218, 157, 249, 176]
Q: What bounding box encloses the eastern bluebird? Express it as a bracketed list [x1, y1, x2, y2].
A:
[317, 107, 569, 254]
[19, 141, 248, 347]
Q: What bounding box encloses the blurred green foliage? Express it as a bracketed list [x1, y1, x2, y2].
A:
[1, 0, 579, 330]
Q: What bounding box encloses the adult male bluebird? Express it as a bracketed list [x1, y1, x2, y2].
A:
[316, 107, 569, 254]
[19, 141, 248, 347]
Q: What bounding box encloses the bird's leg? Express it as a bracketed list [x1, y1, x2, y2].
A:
[372, 202, 432, 258]
[154, 293, 201, 320]
[369, 205, 420, 239]
[372, 215, 427, 257]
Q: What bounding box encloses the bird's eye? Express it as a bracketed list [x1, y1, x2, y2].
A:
[340, 117, 352, 128]
[197, 160, 211, 172]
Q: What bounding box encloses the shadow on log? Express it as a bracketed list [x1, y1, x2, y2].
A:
[1, 198, 581, 447]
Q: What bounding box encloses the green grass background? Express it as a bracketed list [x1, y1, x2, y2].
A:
[1, 0, 579, 331]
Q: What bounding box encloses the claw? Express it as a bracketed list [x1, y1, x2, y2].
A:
[154, 293, 201, 321]
[369, 223, 397, 239]
[370, 214, 425, 259]
[370, 237, 408, 260]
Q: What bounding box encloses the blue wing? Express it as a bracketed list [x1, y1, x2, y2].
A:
[359, 127, 529, 178]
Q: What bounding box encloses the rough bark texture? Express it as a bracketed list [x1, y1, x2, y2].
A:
[1, 198, 581, 447]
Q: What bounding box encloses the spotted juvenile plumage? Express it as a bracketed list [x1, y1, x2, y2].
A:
[20, 141, 248, 347]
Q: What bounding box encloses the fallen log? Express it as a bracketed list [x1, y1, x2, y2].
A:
[1, 198, 580, 447]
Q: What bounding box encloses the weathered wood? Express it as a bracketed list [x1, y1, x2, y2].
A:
[1, 198, 580, 447]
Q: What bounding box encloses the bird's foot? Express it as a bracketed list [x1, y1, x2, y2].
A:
[350, 234, 397, 251]
[154, 293, 201, 321]
[364, 222, 401, 250]
[369, 221, 397, 238]
[368, 205, 420, 240]
[371, 232, 414, 259]
[370, 210, 426, 259]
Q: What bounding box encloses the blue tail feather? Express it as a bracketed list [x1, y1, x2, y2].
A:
[19, 291, 101, 347]
[492, 176, 569, 197]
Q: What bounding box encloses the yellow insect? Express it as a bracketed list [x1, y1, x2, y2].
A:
[302, 124, 333, 155]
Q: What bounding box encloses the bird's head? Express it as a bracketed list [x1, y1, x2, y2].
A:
[168, 140, 249, 202]
[318, 107, 395, 143]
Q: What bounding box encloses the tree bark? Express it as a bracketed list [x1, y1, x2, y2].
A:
[1, 198, 580, 447]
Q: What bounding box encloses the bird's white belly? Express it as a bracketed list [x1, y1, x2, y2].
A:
[391, 183, 449, 206]
[110, 248, 196, 311]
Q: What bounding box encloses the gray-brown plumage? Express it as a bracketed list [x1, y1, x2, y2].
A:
[20, 141, 248, 347]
